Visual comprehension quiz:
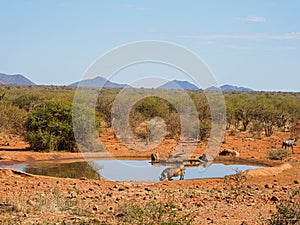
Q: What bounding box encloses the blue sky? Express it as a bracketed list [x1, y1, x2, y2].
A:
[1, 0, 300, 91]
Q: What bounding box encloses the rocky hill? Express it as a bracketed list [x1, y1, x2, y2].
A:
[158, 80, 200, 90]
[0, 73, 35, 85]
[69, 76, 129, 88]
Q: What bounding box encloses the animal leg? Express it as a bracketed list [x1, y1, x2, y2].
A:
[179, 174, 184, 180]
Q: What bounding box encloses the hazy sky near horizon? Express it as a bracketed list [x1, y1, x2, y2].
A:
[1, 0, 300, 91]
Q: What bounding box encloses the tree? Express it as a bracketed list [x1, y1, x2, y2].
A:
[24, 100, 101, 152]
[24, 101, 76, 152]
[225, 94, 255, 131]
[96, 89, 118, 127]
[253, 96, 283, 137]
[0, 102, 27, 135]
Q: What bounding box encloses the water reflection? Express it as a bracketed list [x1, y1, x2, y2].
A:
[25, 161, 101, 179]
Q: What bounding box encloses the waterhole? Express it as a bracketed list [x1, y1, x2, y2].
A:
[0, 159, 264, 181]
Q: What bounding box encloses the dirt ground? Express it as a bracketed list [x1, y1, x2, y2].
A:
[0, 130, 300, 224]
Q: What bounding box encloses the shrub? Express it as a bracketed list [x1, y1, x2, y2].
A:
[115, 200, 194, 224]
[24, 100, 103, 152]
[25, 100, 102, 152]
[0, 102, 27, 134]
[267, 149, 291, 160]
[24, 101, 77, 152]
[265, 190, 300, 225]
[12, 94, 42, 111]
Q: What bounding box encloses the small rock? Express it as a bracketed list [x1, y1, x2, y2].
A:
[118, 186, 126, 191]
[219, 149, 240, 157]
[144, 187, 151, 192]
[86, 208, 96, 214]
[222, 213, 229, 218]
[196, 201, 203, 207]
[27, 200, 35, 206]
[282, 186, 288, 191]
[271, 196, 279, 202]
[215, 194, 221, 200]
[246, 203, 255, 206]
[80, 177, 87, 180]
[265, 184, 272, 189]
[294, 180, 299, 184]
[92, 205, 98, 211]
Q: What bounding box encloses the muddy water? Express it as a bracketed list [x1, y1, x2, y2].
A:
[0, 160, 264, 181]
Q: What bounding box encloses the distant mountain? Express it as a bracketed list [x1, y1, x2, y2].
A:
[158, 80, 200, 90]
[205, 86, 220, 91]
[220, 84, 253, 92]
[69, 76, 130, 88]
[206, 84, 253, 92]
[0, 73, 35, 85]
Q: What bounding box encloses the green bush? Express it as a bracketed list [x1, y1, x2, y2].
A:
[0, 102, 27, 134]
[116, 200, 194, 225]
[266, 191, 300, 225]
[24, 101, 77, 152]
[267, 148, 291, 160]
[12, 94, 42, 111]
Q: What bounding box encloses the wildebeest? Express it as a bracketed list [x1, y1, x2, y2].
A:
[159, 165, 185, 181]
[282, 138, 297, 153]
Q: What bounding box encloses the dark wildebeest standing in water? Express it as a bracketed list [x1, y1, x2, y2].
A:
[282, 138, 297, 153]
[160, 165, 185, 181]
